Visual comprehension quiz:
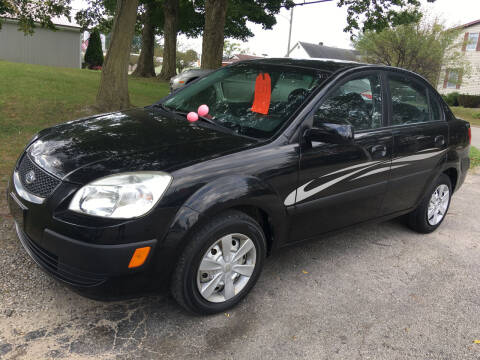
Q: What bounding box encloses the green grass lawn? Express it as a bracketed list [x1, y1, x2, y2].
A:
[451, 106, 480, 127]
[470, 146, 480, 169]
[0, 60, 169, 187]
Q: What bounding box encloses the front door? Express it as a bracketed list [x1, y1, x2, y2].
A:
[288, 71, 393, 242]
[381, 72, 449, 215]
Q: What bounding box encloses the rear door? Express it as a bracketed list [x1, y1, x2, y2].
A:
[287, 71, 394, 242]
[381, 72, 448, 215]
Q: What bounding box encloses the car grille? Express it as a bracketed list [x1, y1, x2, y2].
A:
[17, 154, 61, 198]
[16, 224, 107, 287]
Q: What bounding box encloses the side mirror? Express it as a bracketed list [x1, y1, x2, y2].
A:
[304, 123, 354, 145]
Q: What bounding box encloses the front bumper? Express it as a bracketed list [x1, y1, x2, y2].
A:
[13, 220, 156, 287]
[6, 166, 176, 296]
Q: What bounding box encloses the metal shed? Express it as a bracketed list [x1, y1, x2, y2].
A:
[0, 18, 81, 69]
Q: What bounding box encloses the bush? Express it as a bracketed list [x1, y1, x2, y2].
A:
[84, 29, 104, 68]
[441, 92, 460, 107]
[458, 94, 480, 108]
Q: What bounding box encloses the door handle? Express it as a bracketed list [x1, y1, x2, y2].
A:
[434, 135, 445, 147]
[370, 144, 387, 158]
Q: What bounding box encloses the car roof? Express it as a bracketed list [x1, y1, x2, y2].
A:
[235, 58, 364, 73]
[235, 58, 435, 88]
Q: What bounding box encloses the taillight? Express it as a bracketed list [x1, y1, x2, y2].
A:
[468, 127, 471, 145]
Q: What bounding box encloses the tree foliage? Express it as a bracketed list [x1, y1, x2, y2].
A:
[223, 0, 294, 40]
[338, 0, 435, 35]
[75, 0, 201, 36]
[75, 0, 117, 33]
[353, 18, 470, 85]
[223, 40, 249, 58]
[0, 0, 72, 34]
[84, 28, 104, 67]
[176, 48, 198, 72]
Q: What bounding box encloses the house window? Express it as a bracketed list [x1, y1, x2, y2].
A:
[447, 70, 459, 89]
[466, 32, 479, 51]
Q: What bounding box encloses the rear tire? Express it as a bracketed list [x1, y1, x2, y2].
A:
[408, 173, 452, 233]
[171, 210, 266, 314]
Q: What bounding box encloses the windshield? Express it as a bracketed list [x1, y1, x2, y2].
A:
[162, 63, 329, 139]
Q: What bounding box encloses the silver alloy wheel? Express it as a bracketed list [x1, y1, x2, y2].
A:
[196, 233, 256, 303]
[427, 184, 450, 226]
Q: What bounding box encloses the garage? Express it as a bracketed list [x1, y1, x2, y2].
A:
[0, 18, 81, 69]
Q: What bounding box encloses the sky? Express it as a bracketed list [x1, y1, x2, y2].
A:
[71, 0, 480, 57]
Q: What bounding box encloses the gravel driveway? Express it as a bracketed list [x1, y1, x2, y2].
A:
[1, 171, 479, 360]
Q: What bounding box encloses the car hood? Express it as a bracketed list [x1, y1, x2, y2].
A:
[29, 107, 256, 184]
[172, 69, 213, 81]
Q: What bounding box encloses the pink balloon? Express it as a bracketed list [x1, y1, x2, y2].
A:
[197, 104, 209, 117]
[187, 112, 198, 122]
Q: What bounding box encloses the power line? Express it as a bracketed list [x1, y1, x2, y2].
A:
[284, 0, 335, 56]
[290, 0, 334, 7]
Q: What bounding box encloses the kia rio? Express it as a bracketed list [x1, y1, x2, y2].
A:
[7, 59, 471, 314]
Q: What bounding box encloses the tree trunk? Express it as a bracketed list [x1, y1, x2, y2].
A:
[201, 0, 228, 70]
[158, 0, 178, 81]
[132, 4, 156, 78]
[96, 0, 139, 112]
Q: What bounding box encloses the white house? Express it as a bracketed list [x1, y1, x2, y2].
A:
[288, 41, 360, 62]
[0, 17, 82, 69]
[438, 19, 480, 95]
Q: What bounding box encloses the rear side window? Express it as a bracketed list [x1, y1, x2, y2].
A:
[388, 74, 430, 125]
[313, 74, 383, 131]
[429, 92, 443, 121]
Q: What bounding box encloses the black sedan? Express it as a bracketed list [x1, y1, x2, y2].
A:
[7, 59, 471, 314]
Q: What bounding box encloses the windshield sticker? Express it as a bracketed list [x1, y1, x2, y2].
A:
[251, 73, 271, 115]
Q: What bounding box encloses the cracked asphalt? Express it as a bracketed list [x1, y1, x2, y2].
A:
[0, 170, 479, 360]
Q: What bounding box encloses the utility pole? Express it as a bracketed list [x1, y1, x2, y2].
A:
[286, 7, 294, 57]
[283, 0, 333, 57]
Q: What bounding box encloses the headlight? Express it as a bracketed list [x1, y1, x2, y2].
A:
[69, 172, 172, 219]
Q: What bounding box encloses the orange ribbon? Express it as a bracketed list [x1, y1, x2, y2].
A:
[251, 73, 271, 115]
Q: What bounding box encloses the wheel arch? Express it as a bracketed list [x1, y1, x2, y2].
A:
[164, 175, 288, 257]
[443, 167, 458, 192]
[227, 204, 275, 255]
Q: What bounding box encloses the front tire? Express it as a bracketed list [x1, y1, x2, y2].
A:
[171, 210, 266, 314]
[408, 173, 452, 233]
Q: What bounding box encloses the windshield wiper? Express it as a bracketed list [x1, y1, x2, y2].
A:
[157, 103, 225, 128]
[154, 103, 257, 140]
[154, 103, 175, 113]
[172, 110, 219, 126]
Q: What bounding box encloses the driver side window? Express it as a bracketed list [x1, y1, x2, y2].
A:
[313, 74, 383, 131]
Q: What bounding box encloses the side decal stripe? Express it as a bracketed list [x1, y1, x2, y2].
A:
[284, 149, 447, 207]
[392, 149, 446, 163]
[350, 164, 408, 181]
[284, 161, 381, 206]
[321, 161, 380, 178]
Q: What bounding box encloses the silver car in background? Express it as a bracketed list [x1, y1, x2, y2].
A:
[170, 69, 213, 92]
